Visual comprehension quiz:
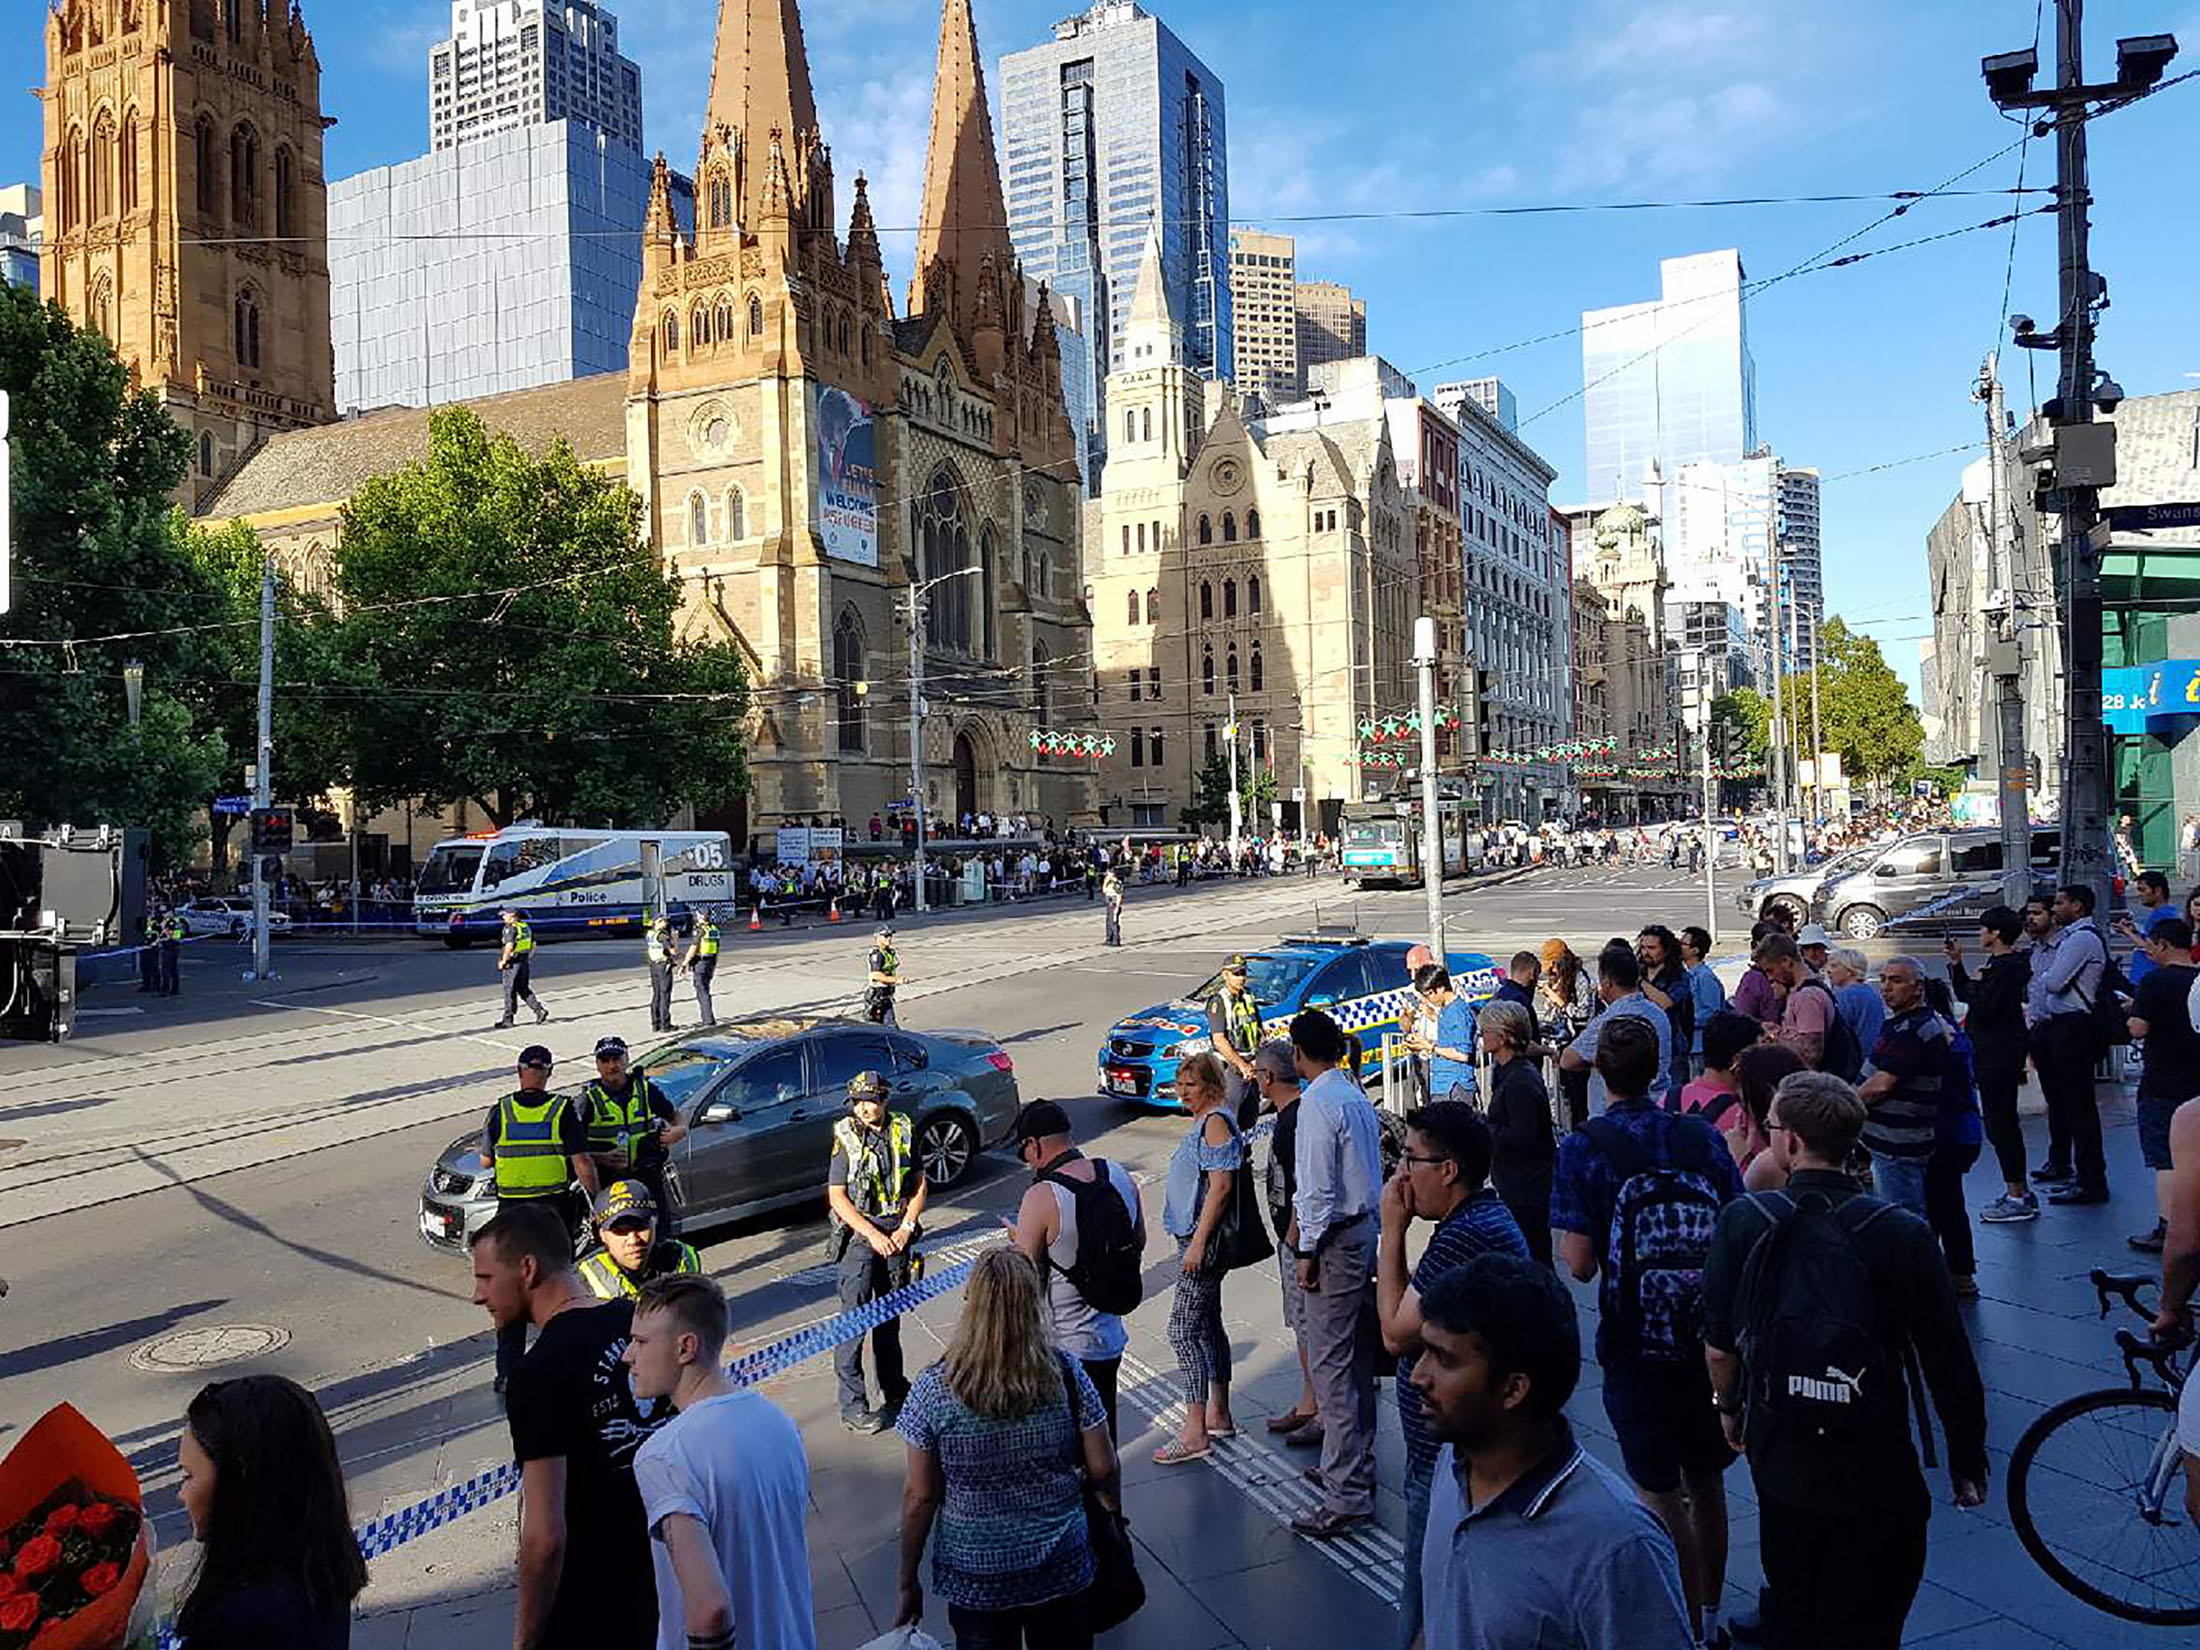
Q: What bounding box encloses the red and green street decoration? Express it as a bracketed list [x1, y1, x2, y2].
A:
[1356, 709, 1462, 745]
[1028, 728, 1115, 759]
[1360, 747, 1411, 768]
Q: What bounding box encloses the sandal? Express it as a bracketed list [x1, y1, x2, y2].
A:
[1152, 1439, 1212, 1467]
[1206, 1424, 1238, 1440]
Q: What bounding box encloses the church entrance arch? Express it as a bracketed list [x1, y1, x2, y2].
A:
[954, 731, 979, 826]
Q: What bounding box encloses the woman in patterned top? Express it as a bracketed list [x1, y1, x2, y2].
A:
[894, 1249, 1119, 1649]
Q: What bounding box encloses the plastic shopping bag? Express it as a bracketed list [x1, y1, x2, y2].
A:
[852, 1630, 945, 1650]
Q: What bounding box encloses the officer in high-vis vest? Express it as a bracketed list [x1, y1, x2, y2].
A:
[158, 906, 185, 996]
[1208, 953, 1265, 1127]
[645, 915, 677, 1032]
[582, 1035, 686, 1232]
[824, 1070, 928, 1431]
[864, 926, 900, 1026]
[478, 1045, 596, 1390]
[575, 1180, 701, 1301]
[681, 909, 721, 1027]
[494, 909, 550, 1029]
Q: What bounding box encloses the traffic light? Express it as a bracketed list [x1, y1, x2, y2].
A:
[249, 806, 294, 855]
[1461, 669, 1492, 759]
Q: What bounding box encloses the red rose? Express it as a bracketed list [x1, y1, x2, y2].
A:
[76, 1502, 121, 1540]
[0, 1571, 16, 1598]
[79, 1560, 121, 1597]
[0, 1590, 38, 1633]
[11, 1533, 60, 1580]
[44, 1502, 80, 1536]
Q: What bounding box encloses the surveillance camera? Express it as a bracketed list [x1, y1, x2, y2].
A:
[2093, 373, 2125, 414]
[2010, 314, 2036, 338]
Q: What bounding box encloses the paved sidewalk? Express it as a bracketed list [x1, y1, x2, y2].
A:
[315, 1075, 2175, 1649]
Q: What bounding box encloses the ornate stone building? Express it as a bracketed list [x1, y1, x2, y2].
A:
[189, 0, 1095, 844]
[1085, 231, 1416, 829]
[40, 0, 335, 511]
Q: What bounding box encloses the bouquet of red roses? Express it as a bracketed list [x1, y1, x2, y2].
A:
[0, 1408, 153, 1649]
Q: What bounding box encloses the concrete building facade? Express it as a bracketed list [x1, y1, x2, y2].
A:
[40, 0, 336, 510]
[1434, 375, 1516, 434]
[1085, 242, 1415, 828]
[1294, 277, 1365, 389]
[1000, 0, 1231, 492]
[1226, 226, 1297, 406]
[428, 0, 641, 154]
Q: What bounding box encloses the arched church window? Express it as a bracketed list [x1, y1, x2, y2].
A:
[229, 121, 258, 229]
[707, 170, 732, 230]
[1248, 575, 1262, 615]
[1141, 407, 1152, 442]
[1146, 585, 1159, 624]
[234, 289, 261, 370]
[690, 305, 709, 346]
[1224, 579, 1237, 619]
[714, 297, 734, 343]
[60, 127, 83, 229]
[274, 146, 295, 239]
[1226, 648, 1240, 695]
[195, 115, 217, 215]
[687, 492, 709, 546]
[1198, 515, 1212, 546]
[1201, 650, 1215, 695]
[91, 112, 114, 221]
[1246, 508, 1261, 539]
[724, 487, 745, 540]
[748, 295, 764, 336]
[834, 607, 866, 753]
[662, 310, 680, 353]
[121, 112, 139, 215]
[1250, 644, 1264, 692]
[1123, 408, 1135, 444]
[1223, 512, 1237, 543]
[199, 431, 215, 477]
[1127, 589, 1139, 626]
[89, 276, 113, 338]
[1199, 580, 1213, 621]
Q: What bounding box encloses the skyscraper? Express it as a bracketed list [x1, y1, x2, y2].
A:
[1226, 226, 1297, 405]
[0, 184, 40, 292]
[1295, 278, 1365, 388]
[1433, 375, 1516, 433]
[1779, 466, 1823, 670]
[1581, 249, 1756, 505]
[429, 0, 642, 154]
[1000, 0, 1231, 489]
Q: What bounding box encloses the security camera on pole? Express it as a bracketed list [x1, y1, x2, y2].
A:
[1413, 616, 1445, 960]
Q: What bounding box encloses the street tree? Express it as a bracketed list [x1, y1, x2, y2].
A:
[328, 408, 749, 826]
[0, 285, 228, 866]
[1184, 752, 1277, 831]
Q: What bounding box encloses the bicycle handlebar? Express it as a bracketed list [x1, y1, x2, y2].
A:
[2113, 1328, 2186, 1394]
[2092, 1268, 2157, 1323]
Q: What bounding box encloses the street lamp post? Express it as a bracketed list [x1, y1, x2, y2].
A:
[905, 564, 983, 915]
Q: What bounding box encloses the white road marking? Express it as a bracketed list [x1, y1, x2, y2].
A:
[251, 997, 526, 1055]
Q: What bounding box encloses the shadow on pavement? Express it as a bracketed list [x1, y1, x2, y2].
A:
[3, 1298, 230, 1381]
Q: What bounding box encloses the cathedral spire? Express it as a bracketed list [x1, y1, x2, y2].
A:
[908, 0, 1013, 330]
[703, 0, 821, 227]
[1122, 214, 1181, 365]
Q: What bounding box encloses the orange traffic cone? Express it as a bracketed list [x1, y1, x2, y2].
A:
[749, 904, 763, 933]
[828, 896, 842, 923]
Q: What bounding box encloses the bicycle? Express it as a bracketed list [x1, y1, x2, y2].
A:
[2006, 1268, 2198, 1625]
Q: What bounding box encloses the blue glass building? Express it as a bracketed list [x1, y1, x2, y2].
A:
[1000, 1, 1231, 492]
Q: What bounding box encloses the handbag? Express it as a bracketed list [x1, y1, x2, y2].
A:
[1205, 1128, 1275, 1272]
[1082, 1481, 1146, 1631]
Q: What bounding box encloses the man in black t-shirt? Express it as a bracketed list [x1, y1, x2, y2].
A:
[471, 1201, 668, 1650]
[2126, 918, 2200, 1255]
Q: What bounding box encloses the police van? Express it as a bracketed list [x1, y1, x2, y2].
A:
[412, 825, 734, 947]
[1096, 933, 1500, 1110]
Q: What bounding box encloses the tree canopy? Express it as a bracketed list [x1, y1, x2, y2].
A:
[1712, 618, 1924, 791]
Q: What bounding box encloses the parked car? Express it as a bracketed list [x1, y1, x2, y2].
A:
[1815, 827, 2063, 940]
[418, 1017, 1022, 1253]
[1097, 933, 1498, 1111]
[175, 897, 293, 938]
[1733, 841, 1887, 927]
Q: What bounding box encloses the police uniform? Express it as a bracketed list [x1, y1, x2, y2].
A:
[828, 1074, 920, 1428]
[864, 932, 899, 1026]
[482, 1052, 585, 1382]
[583, 1055, 679, 1233]
[576, 1180, 702, 1300]
[158, 909, 184, 995]
[686, 912, 720, 1027]
[1208, 959, 1264, 1127]
[645, 919, 676, 1031]
[495, 913, 548, 1028]
[1102, 871, 1125, 947]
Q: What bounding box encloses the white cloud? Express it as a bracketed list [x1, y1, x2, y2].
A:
[817, 65, 937, 295]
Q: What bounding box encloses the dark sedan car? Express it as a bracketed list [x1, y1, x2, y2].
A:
[419, 1016, 1022, 1253]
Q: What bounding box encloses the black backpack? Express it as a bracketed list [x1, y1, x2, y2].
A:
[1580, 1118, 1727, 1364]
[1039, 1158, 1144, 1317]
[1735, 1189, 1923, 1459]
[2075, 936, 2133, 1050]
[1799, 978, 1865, 1082]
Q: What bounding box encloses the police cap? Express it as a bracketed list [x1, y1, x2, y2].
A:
[1222, 953, 1250, 977]
[592, 1035, 629, 1059]
[846, 1069, 889, 1104]
[517, 1044, 554, 1071]
[592, 1179, 657, 1225]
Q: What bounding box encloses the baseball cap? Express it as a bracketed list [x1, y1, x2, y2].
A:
[517, 1044, 554, 1071]
[592, 1180, 657, 1225]
[1796, 923, 1833, 949]
[1012, 1100, 1072, 1143]
[592, 1035, 629, 1059]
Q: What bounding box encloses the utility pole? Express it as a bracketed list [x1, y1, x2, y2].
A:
[906, 589, 926, 912]
[1699, 709, 1719, 944]
[1225, 690, 1243, 861]
[1766, 548, 1791, 873]
[1413, 616, 1444, 958]
[1979, 353, 2034, 906]
[249, 554, 274, 980]
[1983, 5, 2177, 912]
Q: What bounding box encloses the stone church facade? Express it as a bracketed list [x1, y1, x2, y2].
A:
[39, 0, 335, 513]
[41, 0, 1096, 845]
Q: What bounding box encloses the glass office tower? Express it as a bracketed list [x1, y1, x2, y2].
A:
[1581, 249, 1757, 506]
[1000, 1, 1231, 491]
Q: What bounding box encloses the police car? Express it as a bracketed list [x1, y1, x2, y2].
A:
[1096, 933, 1499, 1110]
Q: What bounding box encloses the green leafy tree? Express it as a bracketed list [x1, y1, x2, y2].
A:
[1808, 618, 1923, 786]
[1713, 689, 1771, 763]
[1184, 752, 1278, 830]
[0, 286, 229, 866]
[327, 408, 749, 825]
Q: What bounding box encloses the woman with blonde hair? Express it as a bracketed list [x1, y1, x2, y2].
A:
[1538, 939, 1597, 1129]
[1156, 1050, 1245, 1463]
[894, 1248, 1119, 1648]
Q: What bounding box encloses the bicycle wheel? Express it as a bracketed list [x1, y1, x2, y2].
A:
[2008, 1385, 2200, 1626]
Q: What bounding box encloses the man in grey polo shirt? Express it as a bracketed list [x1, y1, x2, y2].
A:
[1410, 1253, 1692, 1649]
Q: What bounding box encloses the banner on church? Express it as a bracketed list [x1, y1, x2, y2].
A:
[812, 385, 878, 567]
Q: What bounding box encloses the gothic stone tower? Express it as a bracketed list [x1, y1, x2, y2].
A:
[41, 0, 335, 510]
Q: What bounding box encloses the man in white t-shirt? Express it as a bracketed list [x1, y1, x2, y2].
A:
[624, 1274, 817, 1650]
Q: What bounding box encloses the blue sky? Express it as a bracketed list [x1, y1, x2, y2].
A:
[12, 0, 2200, 691]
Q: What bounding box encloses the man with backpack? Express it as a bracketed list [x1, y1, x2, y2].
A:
[1007, 1100, 1146, 1439]
[1553, 1016, 1744, 1648]
[1702, 1072, 1988, 1648]
[1752, 934, 1861, 1081]
[2033, 883, 2117, 1205]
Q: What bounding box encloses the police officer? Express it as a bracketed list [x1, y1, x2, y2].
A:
[865, 926, 900, 1026]
[493, 908, 549, 1029]
[478, 1045, 597, 1390]
[575, 1180, 701, 1300]
[825, 1070, 927, 1431]
[1102, 867, 1125, 947]
[157, 904, 184, 996]
[582, 1034, 687, 1230]
[681, 907, 721, 1028]
[1208, 954, 1264, 1127]
[645, 914, 677, 1032]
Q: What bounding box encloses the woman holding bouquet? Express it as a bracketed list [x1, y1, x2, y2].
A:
[174, 1375, 366, 1648]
